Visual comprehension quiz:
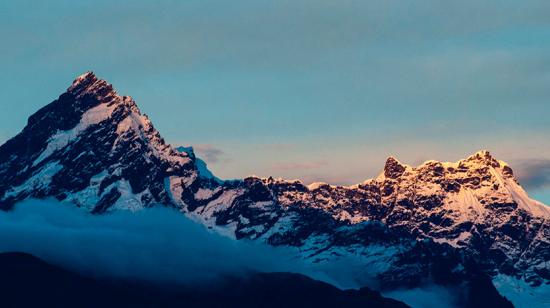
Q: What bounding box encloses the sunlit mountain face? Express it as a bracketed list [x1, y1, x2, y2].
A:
[0, 73, 548, 307]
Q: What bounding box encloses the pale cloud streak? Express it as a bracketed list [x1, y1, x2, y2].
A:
[192, 144, 225, 163]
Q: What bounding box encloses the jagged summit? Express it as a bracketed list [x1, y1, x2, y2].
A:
[0, 72, 193, 212]
[74, 70, 96, 81]
[383, 156, 408, 179]
[68, 71, 116, 101]
[471, 149, 492, 158]
[69, 71, 98, 89]
[0, 72, 549, 299]
[67, 71, 139, 111]
[464, 149, 502, 166]
[383, 150, 502, 171]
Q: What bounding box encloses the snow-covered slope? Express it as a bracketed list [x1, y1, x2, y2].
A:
[0, 72, 548, 304]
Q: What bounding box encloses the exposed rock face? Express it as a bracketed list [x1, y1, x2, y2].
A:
[1, 72, 549, 294]
[0, 72, 195, 212]
[384, 157, 406, 179]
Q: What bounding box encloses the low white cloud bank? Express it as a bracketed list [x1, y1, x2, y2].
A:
[0, 199, 471, 307]
[0, 199, 325, 286]
[0, 199, 399, 291]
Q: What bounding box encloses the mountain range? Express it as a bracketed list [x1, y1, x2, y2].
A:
[0, 72, 548, 307]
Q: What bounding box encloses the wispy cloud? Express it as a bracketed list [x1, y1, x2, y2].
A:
[514, 159, 550, 191]
[0, 199, 368, 289]
[271, 160, 328, 172]
[192, 144, 225, 163]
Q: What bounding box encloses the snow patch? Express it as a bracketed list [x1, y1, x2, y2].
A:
[63, 170, 109, 209]
[195, 188, 220, 201]
[5, 162, 63, 198]
[110, 180, 147, 212]
[33, 102, 117, 166]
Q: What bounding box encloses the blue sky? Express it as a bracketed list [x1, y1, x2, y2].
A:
[1, 1, 549, 203]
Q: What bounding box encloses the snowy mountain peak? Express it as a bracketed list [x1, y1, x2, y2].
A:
[383, 156, 408, 179]
[68, 71, 114, 99]
[0, 72, 194, 212]
[472, 149, 492, 157]
[464, 150, 502, 167]
[70, 71, 97, 87]
[1, 73, 549, 299]
[66, 71, 138, 113]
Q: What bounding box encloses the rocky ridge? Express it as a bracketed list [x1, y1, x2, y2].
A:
[1, 72, 549, 294]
